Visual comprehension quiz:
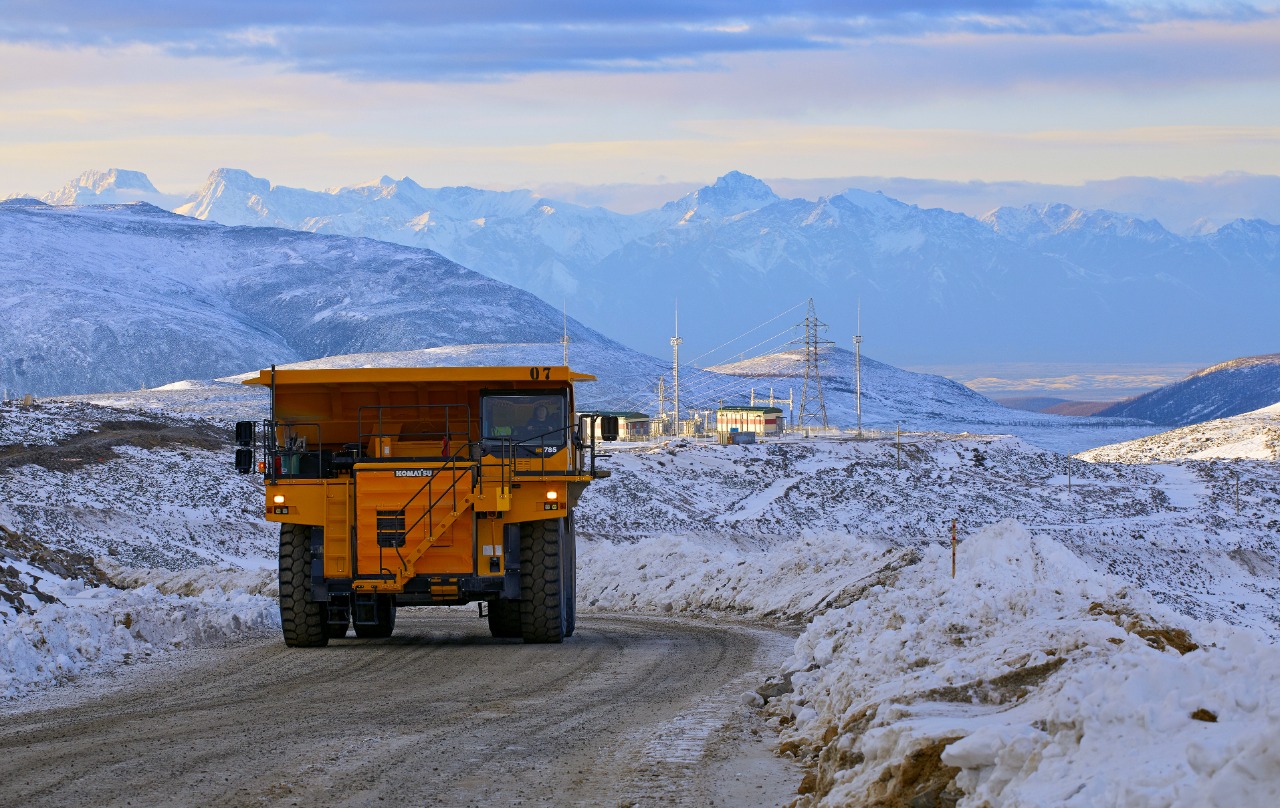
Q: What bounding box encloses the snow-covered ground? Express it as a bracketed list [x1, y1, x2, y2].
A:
[3, 397, 1279, 805]
[1082, 401, 1280, 464]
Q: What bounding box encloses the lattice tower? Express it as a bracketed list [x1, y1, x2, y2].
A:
[791, 298, 834, 428]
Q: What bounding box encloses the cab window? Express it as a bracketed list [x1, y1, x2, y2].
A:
[481, 394, 567, 446]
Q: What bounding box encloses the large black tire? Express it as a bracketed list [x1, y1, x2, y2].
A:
[353, 595, 396, 639]
[279, 523, 328, 648]
[519, 519, 569, 644]
[487, 599, 522, 638]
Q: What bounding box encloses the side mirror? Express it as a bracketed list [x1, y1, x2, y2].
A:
[601, 415, 619, 442]
[235, 421, 256, 447]
[234, 448, 255, 474]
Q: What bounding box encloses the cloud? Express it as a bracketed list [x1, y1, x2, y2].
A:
[1, 1, 1274, 81]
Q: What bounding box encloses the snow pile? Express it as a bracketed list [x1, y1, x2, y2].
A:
[101, 561, 277, 597]
[1, 554, 278, 700]
[579, 533, 917, 620]
[759, 520, 1280, 807]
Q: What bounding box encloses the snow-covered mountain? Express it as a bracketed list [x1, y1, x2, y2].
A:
[161, 167, 1280, 365]
[3, 168, 190, 210]
[0, 201, 638, 397]
[1097, 354, 1280, 426]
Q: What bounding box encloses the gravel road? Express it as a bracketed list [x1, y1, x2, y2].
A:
[0, 610, 799, 807]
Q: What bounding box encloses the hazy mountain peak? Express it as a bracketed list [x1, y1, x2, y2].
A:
[665, 170, 781, 219]
[43, 168, 164, 206]
[834, 187, 913, 216]
[78, 168, 158, 194]
[204, 167, 271, 193]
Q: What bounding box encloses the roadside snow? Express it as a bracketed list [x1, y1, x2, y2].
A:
[577, 520, 1280, 806]
[1, 571, 277, 700]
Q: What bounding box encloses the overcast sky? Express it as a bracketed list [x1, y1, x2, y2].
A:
[2, 1, 1278, 196]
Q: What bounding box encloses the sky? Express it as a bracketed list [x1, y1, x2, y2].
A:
[2, 1, 1279, 198]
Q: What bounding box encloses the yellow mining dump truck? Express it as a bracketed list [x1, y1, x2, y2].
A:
[233, 365, 616, 646]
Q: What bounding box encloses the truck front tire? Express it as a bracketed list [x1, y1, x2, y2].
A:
[519, 518, 573, 644]
[279, 523, 328, 648]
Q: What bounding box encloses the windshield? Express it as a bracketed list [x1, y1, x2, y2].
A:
[481, 394, 567, 447]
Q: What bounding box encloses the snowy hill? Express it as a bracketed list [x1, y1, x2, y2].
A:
[707, 348, 1158, 454]
[1097, 353, 1280, 426]
[0, 202, 636, 397]
[1081, 401, 1280, 463]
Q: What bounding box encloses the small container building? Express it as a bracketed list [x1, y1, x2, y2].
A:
[714, 406, 783, 437]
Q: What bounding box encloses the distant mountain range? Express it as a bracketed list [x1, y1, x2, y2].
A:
[0, 198, 1170, 454]
[13, 168, 1278, 371]
[1097, 354, 1280, 426]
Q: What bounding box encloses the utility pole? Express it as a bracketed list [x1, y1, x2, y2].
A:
[853, 300, 863, 437]
[670, 302, 683, 438]
[561, 301, 570, 366]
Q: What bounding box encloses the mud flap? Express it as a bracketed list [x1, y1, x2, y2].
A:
[502, 523, 522, 599]
[309, 526, 329, 601]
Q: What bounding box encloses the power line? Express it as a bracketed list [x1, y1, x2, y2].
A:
[687, 300, 805, 367]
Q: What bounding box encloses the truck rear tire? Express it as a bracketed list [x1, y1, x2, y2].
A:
[279, 523, 328, 648]
[487, 600, 522, 638]
[353, 595, 396, 638]
[519, 519, 569, 643]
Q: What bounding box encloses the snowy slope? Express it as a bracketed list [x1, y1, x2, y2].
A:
[1097, 353, 1280, 426]
[0, 201, 637, 397]
[1082, 401, 1280, 463]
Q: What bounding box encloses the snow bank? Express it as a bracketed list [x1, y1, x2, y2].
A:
[759, 520, 1280, 807]
[579, 532, 915, 620]
[1, 575, 278, 700]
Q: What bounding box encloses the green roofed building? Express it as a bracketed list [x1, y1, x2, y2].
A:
[576, 411, 652, 441]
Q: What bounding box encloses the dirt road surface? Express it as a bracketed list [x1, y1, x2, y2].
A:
[1, 611, 799, 807]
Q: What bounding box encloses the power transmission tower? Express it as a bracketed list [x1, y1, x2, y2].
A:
[656, 376, 667, 425]
[791, 298, 833, 429]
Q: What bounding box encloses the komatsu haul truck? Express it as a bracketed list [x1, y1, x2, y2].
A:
[234, 365, 616, 646]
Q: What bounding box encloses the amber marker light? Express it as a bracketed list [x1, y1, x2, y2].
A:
[273, 495, 286, 504]
[546, 491, 558, 500]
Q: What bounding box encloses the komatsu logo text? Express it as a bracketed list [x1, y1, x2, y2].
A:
[394, 469, 433, 478]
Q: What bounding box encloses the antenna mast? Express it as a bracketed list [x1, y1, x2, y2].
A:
[670, 301, 683, 437]
[854, 300, 863, 436]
